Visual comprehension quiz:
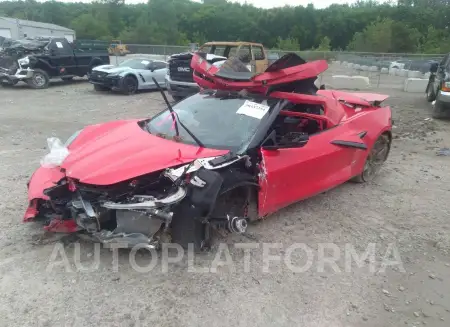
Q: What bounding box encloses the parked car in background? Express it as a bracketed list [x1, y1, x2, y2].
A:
[0, 37, 109, 89]
[165, 41, 270, 101]
[89, 58, 167, 95]
[426, 53, 450, 118]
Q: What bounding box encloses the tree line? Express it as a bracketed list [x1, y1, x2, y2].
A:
[0, 0, 449, 53]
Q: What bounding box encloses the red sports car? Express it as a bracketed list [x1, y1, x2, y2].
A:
[24, 53, 392, 250]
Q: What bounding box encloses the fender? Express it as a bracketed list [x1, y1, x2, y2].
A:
[33, 58, 57, 75]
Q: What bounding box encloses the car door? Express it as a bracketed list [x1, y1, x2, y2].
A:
[258, 123, 365, 217]
[151, 61, 168, 86]
[47, 39, 77, 76]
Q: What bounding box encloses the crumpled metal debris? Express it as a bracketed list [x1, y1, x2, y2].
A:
[436, 148, 450, 156]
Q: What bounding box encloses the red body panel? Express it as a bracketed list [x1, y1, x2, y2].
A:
[62, 119, 228, 185]
[191, 53, 328, 93]
[258, 104, 392, 217]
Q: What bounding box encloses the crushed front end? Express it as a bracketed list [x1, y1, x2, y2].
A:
[24, 155, 240, 250]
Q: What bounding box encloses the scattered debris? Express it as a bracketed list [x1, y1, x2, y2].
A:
[382, 289, 390, 296]
[428, 274, 436, 279]
[414, 312, 420, 317]
[398, 286, 405, 292]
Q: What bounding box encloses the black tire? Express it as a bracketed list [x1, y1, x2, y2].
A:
[426, 81, 437, 102]
[351, 134, 391, 183]
[432, 100, 449, 119]
[121, 75, 138, 95]
[26, 69, 50, 89]
[94, 84, 110, 92]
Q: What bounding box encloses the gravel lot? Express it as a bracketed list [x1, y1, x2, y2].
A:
[1, 70, 450, 327]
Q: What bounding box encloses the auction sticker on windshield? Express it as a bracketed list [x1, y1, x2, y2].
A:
[236, 100, 270, 119]
[141, 60, 150, 65]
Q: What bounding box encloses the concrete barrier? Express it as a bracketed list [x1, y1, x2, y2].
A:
[381, 67, 389, 74]
[398, 69, 408, 77]
[354, 64, 361, 70]
[348, 63, 354, 69]
[125, 53, 168, 61]
[407, 70, 422, 78]
[361, 65, 369, 71]
[404, 78, 429, 93]
[424, 72, 431, 79]
[331, 75, 371, 90]
[389, 68, 398, 76]
[369, 66, 378, 72]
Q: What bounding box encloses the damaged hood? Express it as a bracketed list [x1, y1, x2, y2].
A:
[92, 64, 134, 74]
[58, 120, 228, 185]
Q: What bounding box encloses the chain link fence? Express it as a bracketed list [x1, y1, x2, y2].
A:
[124, 44, 446, 90]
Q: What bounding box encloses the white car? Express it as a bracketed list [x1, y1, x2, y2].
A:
[89, 58, 167, 95]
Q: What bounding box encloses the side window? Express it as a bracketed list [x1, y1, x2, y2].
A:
[228, 46, 239, 58]
[237, 45, 252, 63]
[212, 46, 226, 57]
[253, 46, 265, 60]
[200, 46, 212, 53]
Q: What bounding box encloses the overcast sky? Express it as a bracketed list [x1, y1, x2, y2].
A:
[32, 0, 356, 9]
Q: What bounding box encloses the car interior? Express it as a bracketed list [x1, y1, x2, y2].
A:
[264, 102, 327, 147]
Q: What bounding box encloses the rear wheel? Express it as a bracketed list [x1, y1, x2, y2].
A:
[121, 75, 138, 95]
[26, 69, 50, 89]
[351, 134, 391, 183]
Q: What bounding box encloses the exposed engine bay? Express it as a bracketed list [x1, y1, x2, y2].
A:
[33, 153, 255, 250]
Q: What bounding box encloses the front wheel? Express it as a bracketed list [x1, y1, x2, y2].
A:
[121, 75, 138, 95]
[351, 134, 391, 183]
[26, 69, 50, 89]
[426, 81, 436, 102]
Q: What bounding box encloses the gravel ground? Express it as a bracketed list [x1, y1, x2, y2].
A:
[0, 71, 450, 327]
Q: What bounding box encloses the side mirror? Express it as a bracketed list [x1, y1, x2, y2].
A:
[430, 62, 439, 73]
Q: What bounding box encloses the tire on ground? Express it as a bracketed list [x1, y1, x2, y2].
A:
[351, 133, 391, 183]
[26, 69, 50, 89]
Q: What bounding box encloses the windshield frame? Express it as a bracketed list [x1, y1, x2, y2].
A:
[144, 90, 282, 152]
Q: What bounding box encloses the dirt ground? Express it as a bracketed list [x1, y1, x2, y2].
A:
[0, 71, 450, 327]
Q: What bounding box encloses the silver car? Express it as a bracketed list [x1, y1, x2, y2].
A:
[89, 58, 167, 95]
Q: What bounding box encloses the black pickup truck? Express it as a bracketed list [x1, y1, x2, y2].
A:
[0, 37, 109, 89]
